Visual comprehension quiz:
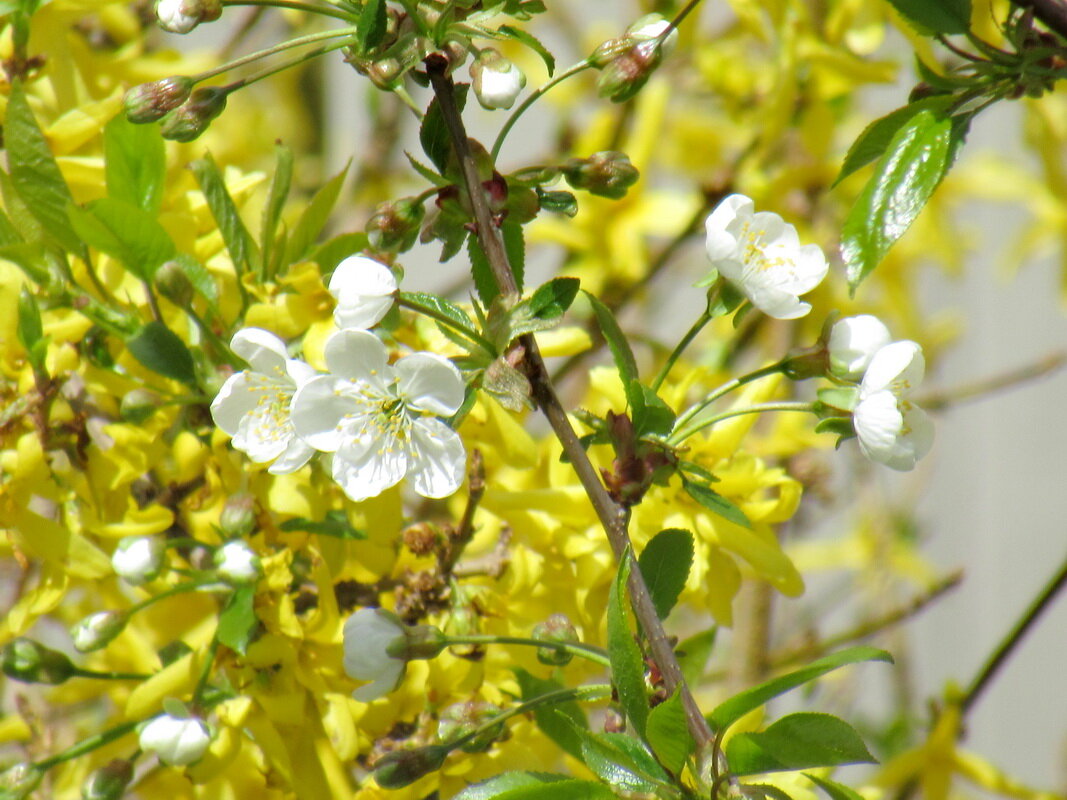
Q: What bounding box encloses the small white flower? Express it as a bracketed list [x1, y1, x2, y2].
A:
[329, 256, 398, 330]
[214, 541, 260, 584]
[705, 194, 829, 319]
[828, 314, 892, 380]
[290, 329, 466, 502]
[112, 536, 165, 585]
[211, 328, 316, 475]
[139, 714, 211, 766]
[71, 611, 125, 653]
[470, 50, 527, 110]
[853, 340, 934, 471]
[343, 608, 408, 702]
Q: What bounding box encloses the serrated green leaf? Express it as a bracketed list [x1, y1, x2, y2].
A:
[68, 198, 176, 282]
[835, 96, 954, 186]
[501, 220, 525, 292]
[286, 163, 350, 264]
[684, 480, 751, 529]
[356, 0, 387, 53]
[638, 529, 694, 621]
[420, 86, 468, 173]
[725, 712, 876, 776]
[884, 0, 971, 35]
[126, 321, 198, 386]
[400, 291, 476, 329]
[841, 109, 954, 292]
[6, 81, 82, 254]
[217, 585, 258, 656]
[261, 143, 293, 275]
[646, 690, 694, 775]
[574, 729, 665, 793]
[678, 626, 717, 686]
[104, 114, 165, 214]
[499, 24, 555, 76]
[586, 291, 639, 388]
[627, 381, 676, 438]
[514, 669, 587, 761]
[527, 277, 579, 320]
[805, 773, 867, 800]
[403, 151, 450, 187]
[744, 784, 796, 800]
[278, 510, 366, 540]
[708, 646, 893, 735]
[607, 556, 648, 737]
[191, 155, 261, 277]
[452, 772, 570, 800]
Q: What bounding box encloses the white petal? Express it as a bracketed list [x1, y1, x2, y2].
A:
[290, 375, 367, 452]
[861, 340, 924, 397]
[285, 358, 318, 387]
[343, 608, 407, 701]
[408, 418, 466, 499]
[333, 435, 409, 501]
[268, 437, 315, 475]
[210, 372, 260, 436]
[705, 195, 751, 262]
[396, 353, 465, 416]
[324, 328, 391, 389]
[230, 328, 289, 374]
[330, 256, 397, 330]
[233, 404, 291, 463]
[745, 284, 811, 320]
[829, 315, 892, 380]
[854, 390, 905, 463]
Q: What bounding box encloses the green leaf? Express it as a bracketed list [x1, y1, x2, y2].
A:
[841, 109, 954, 292]
[0, 168, 42, 243]
[725, 712, 876, 776]
[286, 163, 350, 264]
[834, 96, 954, 186]
[514, 669, 588, 761]
[499, 24, 555, 76]
[501, 220, 525, 293]
[104, 114, 165, 214]
[260, 143, 294, 275]
[403, 151, 449, 187]
[607, 556, 648, 737]
[638, 528, 694, 620]
[469, 235, 500, 307]
[537, 188, 578, 217]
[16, 286, 47, 370]
[573, 729, 666, 793]
[683, 480, 751, 529]
[707, 646, 893, 735]
[527, 277, 580, 320]
[356, 0, 387, 53]
[125, 321, 198, 386]
[278, 510, 366, 540]
[677, 626, 717, 686]
[744, 784, 796, 800]
[646, 689, 695, 775]
[191, 154, 261, 276]
[585, 292, 639, 388]
[309, 231, 368, 272]
[67, 198, 176, 282]
[171, 252, 220, 310]
[420, 85, 468, 174]
[884, 0, 971, 35]
[455, 776, 615, 800]
[453, 772, 570, 800]
[627, 381, 676, 438]
[217, 585, 258, 656]
[5, 81, 82, 254]
[805, 773, 868, 800]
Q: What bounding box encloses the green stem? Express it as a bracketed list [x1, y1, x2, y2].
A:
[445, 634, 610, 667]
[225, 39, 354, 91]
[670, 359, 790, 436]
[35, 719, 141, 771]
[193, 637, 220, 705]
[397, 293, 496, 354]
[221, 0, 355, 22]
[193, 26, 360, 84]
[393, 86, 424, 117]
[669, 0, 706, 32]
[650, 310, 712, 393]
[70, 667, 152, 681]
[669, 401, 814, 445]
[127, 579, 226, 617]
[490, 60, 595, 161]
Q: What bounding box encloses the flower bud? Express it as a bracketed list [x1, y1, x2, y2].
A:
[590, 36, 634, 69]
[438, 702, 506, 753]
[531, 613, 579, 666]
[155, 0, 221, 34]
[368, 58, 405, 91]
[627, 14, 678, 56]
[596, 38, 665, 103]
[123, 77, 193, 124]
[0, 762, 43, 799]
[562, 151, 640, 199]
[82, 759, 134, 800]
[139, 713, 212, 766]
[120, 388, 162, 424]
[366, 197, 426, 253]
[469, 49, 526, 110]
[218, 493, 257, 538]
[828, 315, 892, 381]
[154, 260, 195, 307]
[70, 611, 127, 653]
[160, 87, 228, 143]
[214, 540, 261, 584]
[2, 638, 77, 685]
[372, 745, 449, 789]
[111, 535, 166, 585]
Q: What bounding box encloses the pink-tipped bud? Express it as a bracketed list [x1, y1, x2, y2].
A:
[123, 77, 193, 124]
[160, 86, 228, 142]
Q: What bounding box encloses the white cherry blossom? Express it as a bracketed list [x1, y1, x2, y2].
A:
[705, 194, 829, 319]
[470, 50, 527, 110]
[139, 714, 211, 766]
[329, 256, 398, 330]
[211, 328, 315, 475]
[290, 329, 466, 502]
[828, 314, 892, 380]
[853, 340, 934, 471]
[343, 608, 408, 702]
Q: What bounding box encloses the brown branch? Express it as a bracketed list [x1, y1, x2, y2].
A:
[1010, 0, 1067, 40]
[424, 55, 713, 750]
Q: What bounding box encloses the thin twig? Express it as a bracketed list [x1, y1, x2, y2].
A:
[918, 351, 1067, 411]
[1009, 0, 1067, 40]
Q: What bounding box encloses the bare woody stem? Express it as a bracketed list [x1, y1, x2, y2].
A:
[424, 55, 714, 750]
[1010, 0, 1067, 40]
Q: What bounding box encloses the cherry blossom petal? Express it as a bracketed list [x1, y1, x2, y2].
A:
[408, 418, 466, 498]
[333, 435, 410, 502]
[290, 375, 367, 452]
[330, 256, 397, 330]
[323, 329, 390, 390]
[395, 353, 465, 416]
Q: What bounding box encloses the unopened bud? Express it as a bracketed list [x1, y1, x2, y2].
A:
[160, 87, 228, 143]
[368, 58, 405, 91]
[366, 197, 426, 253]
[562, 151, 640, 199]
[120, 388, 162, 424]
[112, 535, 166, 585]
[0, 762, 43, 799]
[438, 702, 506, 753]
[123, 77, 193, 124]
[590, 36, 634, 69]
[71, 611, 127, 653]
[596, 39, 664, 103]
[532, 613, 579, 666]
[2, 638, 77, 685]
[154, 260, 195, 306]
[214, 540, 261, 584]
[219, 493, 257, 538]
[155, 0, 221, 34]
[469, 49, 526, 110]
[627, 14, 678, 56]
[372, 745, 449, 789]
[82, 759, 134, 800]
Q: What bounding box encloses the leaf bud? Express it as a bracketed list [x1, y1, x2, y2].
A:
[111, 535, 166, 584]
[218, 493, 257, 539]
[160, 87, 228, 143]
[562, 151, 640, 199]
[1, 638, 77, 685]
[154, 259, 195, 307]
[123, 77, 194, 124]
[155, 0, 221, 34]
[438, 702, 507, 753]
[372, 745, 449, 789]
[0, 762, 43, 800]
[120, 388, 162, 424]
[81, 759, 134, 800]
[366, 197, 426, 253]
[531, 613, 578, 666]
[70, 611, 127, 653]
[469, 48, 526, 110]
